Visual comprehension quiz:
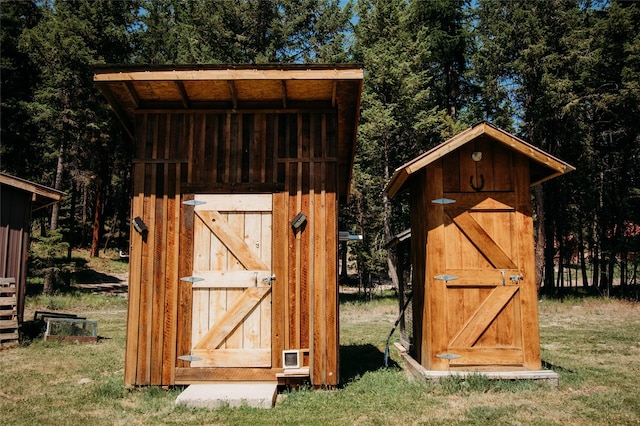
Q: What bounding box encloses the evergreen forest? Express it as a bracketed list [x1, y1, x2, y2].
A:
[1, 0, 639, 297]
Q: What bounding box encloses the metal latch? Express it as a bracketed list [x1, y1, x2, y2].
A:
[510, 274, 524, 284]
[262, 274, 276, 285]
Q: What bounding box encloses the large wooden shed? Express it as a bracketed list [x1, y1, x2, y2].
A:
[94, 64, 363, 387]
[0, 173, 64, 343]
[385, 122, 574, 372]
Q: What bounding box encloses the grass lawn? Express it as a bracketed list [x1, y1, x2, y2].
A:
[1, 278, 639, 424]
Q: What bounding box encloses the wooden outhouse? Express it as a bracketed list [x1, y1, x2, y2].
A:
[0, 173, 64, 341]
[94, 65, 363, 387]
[385, 122, 574, 372]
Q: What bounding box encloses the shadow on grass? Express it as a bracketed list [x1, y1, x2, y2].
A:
[339, 290, 398, 305]
[72, 268, 128, 295]
[73, 268, 123, 284]
[340, 343, 399, 386]
[26, 268, 128, 296]
[540, 284, 640, 302]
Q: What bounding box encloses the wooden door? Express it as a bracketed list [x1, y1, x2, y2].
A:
[185, 194, 273, 368]
[438, 190, 526, 368]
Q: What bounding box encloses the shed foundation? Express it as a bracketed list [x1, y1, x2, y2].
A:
[175, 382, 278, 409]
[395, 343, 559, 387]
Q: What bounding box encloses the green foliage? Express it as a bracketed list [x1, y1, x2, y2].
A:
[133, 0, 353, 64]
[92, 373, 127, 400]
[28, 228, 72, 293]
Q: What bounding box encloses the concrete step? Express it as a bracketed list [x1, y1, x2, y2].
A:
[175, 383, 278, 409]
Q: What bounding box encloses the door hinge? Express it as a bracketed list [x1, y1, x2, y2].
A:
[182, 199, 206, 206]
[434, 274, 458, 281]
[432, 198, 456, 205]
[178, 355, 202, 362]
[180, 276, 204, 283]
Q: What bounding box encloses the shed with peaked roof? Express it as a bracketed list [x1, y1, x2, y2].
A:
[94, 64, 363, 387]
[0, 173, 64, 345]
[385, 122, 574, 372]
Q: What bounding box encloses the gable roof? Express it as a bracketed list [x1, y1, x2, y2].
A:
[0, 173, 64, 211]
[94, 64, 363, 200]
[385, 122, 575, 198]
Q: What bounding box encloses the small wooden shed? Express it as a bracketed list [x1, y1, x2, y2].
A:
[0, 173, 64, 335]
[385, 122, 574, 372]
[94, 64, 363, 387]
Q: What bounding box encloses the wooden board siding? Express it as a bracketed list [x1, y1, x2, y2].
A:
[0, 278, 18, 348]
[125, 111, 341, 387]
[0, 186, 32, 324]
[386, 122, 575, 198]
[94, 66, 363, 204]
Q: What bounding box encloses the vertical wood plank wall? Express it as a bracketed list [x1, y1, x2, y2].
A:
[0, 186, 32, 323]
[125, 111, 340, 387]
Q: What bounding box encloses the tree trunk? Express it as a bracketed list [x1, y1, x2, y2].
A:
[43, 266, 55, 296]
[578, 226, 589, 288]
[592, 245, 600, 288]
[43, 141, 66, 295]
[382, 141, 400, 294]
[542, 187, 556, 296]
[340, 240, 348, 280]
[90, 180, 103, 257]
[67, 182, 76, 260]
[534, 185, 545, 291]
[543, 224, 556, 296]
[50, 141, 65, 230]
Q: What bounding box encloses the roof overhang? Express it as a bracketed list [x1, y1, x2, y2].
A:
[385, 122, 575, 198]
[0, 173, 65, 211]
[94, 64, 363, 200]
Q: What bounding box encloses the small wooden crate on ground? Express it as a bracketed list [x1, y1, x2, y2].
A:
[0, 277, 19, 349]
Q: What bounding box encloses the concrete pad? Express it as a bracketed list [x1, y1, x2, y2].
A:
[395, 345, 559, 388]
[175, 383, 278, 409]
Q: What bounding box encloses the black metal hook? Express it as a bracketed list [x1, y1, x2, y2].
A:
[470, 174, 485, 192]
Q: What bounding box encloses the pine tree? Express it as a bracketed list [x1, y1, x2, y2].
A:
[0, 1, 43, 180]
[17, 0, 136, 291]
[350, 0, 447, 291]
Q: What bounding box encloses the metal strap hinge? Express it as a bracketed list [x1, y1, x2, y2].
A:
[178, 355, 202, 362]
[434, 274, 458, 281]
[182, 200, 206, 206]
[432, 198, 456, 205]
[180, 276, 204, 283]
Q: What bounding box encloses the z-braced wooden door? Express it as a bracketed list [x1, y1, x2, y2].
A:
[426, 160, 539, 370]
[185, 194, 273, 369]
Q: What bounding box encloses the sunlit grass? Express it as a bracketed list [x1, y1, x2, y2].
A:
[1, 291, 638, 425]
